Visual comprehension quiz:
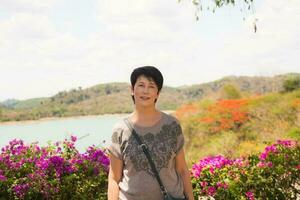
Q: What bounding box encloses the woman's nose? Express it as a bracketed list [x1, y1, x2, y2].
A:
[142, 86, 150, 93]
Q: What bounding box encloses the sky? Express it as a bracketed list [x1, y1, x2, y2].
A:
[0, 0, 299, 101]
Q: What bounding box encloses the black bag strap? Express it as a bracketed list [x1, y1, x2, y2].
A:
[124, 118, 168, 197]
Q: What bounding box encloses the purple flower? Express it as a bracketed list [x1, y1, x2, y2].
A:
[13, 183, 30, 198]
[93, 167, 100, 175]
[49, 156, 64, 166]
[36, 159, 49, 171]
[259, 152, 267, 160]
[82, 147, 110, 171]
[0, 175, 7, 181]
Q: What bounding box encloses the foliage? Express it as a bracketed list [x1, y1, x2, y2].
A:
[178, 0, 257, 32]
[221, 84, 241, 99]
[283, 76, 300, 92]
[287, 127, 300, 140]
[185, 0, 255, 12]
[0, 136, 109, 200]
[191, 140, 300, 199]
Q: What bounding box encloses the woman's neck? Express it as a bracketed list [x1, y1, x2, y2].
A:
[131, 106, 161, 124]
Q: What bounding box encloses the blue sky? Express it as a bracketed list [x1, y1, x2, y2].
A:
[0, 0, 299, 101]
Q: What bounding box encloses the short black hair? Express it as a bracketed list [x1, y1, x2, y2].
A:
[130, 66, 164, 104]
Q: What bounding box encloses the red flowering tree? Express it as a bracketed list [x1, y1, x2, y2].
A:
[199, 99, 249, 133]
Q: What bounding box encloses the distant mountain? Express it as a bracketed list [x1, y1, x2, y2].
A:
[1, 73, 300, 122]
[1, 99, 20, 108]
[1, 98, 49, 109]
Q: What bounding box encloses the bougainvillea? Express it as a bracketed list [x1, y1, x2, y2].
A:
[0, 136, 109, 199]
[191, 140, 300, 199]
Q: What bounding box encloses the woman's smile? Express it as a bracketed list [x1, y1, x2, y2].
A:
[140, 96, 150, 101]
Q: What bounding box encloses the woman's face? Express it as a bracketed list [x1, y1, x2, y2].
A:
[132, 75, 159, 107]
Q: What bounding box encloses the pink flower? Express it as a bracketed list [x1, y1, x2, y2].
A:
[200, 181, 208, 187]
[257, 161, 265, 168]
[267, 162, 273, 168]
[259, 144, 277, 160]
[257, 161, 273, 168]
[209, 167, 215, 174]
[71, 135, 77, 143]
[246, 191, 255, 200]
[259, 152, 267, 160]
[277, 140, 296, 148]
[207, 186, 216, 196]
[216, 182, 228, 189]
[192, 155, 234, 178]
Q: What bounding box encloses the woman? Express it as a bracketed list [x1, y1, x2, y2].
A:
[108, 66, 194, 200]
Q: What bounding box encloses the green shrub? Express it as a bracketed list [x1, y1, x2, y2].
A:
[283, 77, 300, 92]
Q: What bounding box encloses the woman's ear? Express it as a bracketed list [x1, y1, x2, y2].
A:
[157, 91, 160, 97]
[130, 86, 134, 95]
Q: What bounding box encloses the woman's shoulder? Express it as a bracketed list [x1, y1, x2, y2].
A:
[112, 116, 129, 132]
[161, 111, 180, 125]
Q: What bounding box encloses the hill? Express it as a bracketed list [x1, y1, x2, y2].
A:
[1, 73, 300, 122]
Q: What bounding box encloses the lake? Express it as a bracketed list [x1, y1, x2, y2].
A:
[0, 114, 127, 152]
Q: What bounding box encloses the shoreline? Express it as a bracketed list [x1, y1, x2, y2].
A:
[0, 110, 175, 126]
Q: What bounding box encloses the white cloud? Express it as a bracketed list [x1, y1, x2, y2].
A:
[0, 0, 60, 13]
[0, 14, 57, 72]
[0, 13, 55, 42]
[0, 11, 93, 101]
[91, 0, 208, 84]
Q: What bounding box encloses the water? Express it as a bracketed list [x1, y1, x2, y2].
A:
[0, 114, 126, 152]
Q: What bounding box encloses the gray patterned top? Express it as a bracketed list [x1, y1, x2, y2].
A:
[108, 111, 185, 200]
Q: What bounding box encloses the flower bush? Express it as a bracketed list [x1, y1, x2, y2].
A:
[0, 136, 109, 199]
[1, 136, 299, 199]
[191, 140, 300, 199]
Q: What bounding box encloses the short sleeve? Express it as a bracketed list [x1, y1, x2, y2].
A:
[108, 126, 123, 160]
[175, 119, 185, 154]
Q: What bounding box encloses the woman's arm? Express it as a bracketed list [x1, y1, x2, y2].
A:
[175, 149, 195, 200]
[108, 153, 123, 200]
